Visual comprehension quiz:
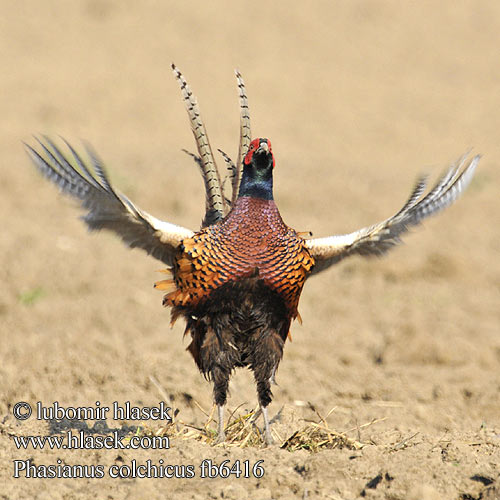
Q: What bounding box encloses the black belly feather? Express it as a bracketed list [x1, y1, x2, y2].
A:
[172, 277, 290, 407]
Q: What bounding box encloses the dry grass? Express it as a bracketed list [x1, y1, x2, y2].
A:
[135, 379, 380, 451]
[133, 405, 372, 451]
[280, 420, 364, 453]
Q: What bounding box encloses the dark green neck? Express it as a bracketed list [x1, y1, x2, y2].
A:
[238, 165, 274, 200]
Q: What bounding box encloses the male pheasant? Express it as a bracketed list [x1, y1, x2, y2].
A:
[26, 65, 479, 445]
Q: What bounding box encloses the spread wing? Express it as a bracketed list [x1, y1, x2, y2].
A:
[306, 153, 479, 275]
[25, 136, 194, 266]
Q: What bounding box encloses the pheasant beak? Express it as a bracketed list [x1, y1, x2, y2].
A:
[256, 142, 269, 155]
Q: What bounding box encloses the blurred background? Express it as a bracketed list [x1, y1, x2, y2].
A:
[1, 1, 498, 496]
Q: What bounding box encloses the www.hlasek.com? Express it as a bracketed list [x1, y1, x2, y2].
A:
[12, 428, 169, 451]
[11, 401, 265, 479]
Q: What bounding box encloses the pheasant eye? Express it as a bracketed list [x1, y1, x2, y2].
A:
[244, 139, 261, 165]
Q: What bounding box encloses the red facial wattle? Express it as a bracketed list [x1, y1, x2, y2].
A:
[244, 138, 274, 168]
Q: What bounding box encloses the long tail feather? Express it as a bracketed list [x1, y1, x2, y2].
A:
[234, 69, 251, 204]
[172, 64, 226, 222]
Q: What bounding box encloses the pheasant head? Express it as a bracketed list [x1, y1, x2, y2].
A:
[238, 138, 275, 200]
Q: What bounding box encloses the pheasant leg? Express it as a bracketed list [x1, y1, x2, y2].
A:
[215, 404, 226, 444]
[261, 405, 274, 445]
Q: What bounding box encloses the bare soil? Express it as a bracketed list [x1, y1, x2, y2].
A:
[1, 1, 499, 499]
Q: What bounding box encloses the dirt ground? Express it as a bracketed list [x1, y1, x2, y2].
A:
[1, 1, 499, 499]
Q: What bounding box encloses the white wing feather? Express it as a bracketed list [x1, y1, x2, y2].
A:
[25, 137, 193, 266]
[306, 153, 479, 275]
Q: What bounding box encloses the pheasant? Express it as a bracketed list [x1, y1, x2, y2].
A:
[26, 64, 479, 445]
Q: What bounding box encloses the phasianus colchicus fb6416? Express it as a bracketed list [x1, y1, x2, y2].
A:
[26, 64, 479, 445]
